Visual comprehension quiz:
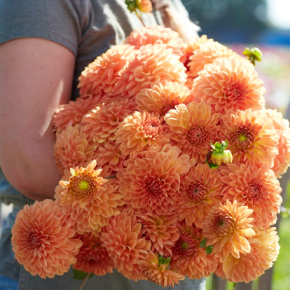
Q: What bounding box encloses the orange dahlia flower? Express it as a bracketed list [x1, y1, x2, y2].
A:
[175, 163, 223, 228]
[192, 57, 265, 114]
[101, 210, 151, 280]
[220, 163, 282, 229]
[125, 26, 185, 58]
[170, 223, 218, 279]
[135, 81, 193, 116]
[222, 227, 279, 283]
[221, 109, 279, 167]
[73, 233, 114, 276]
[114, 44, 187, 97]
[117, 144, 191, 215]
[203, 200, 255, 261]
[11, 200, 82, 278]
[53, 95, 103, 134]
[78, 44, 135, 96]
[138, 213, 180, 256]
[164, 101, 220, 162]
[115, 111, 170, 157]
[55, 160, 124, 235]
[54, 125, 96, 176]
[139, 251, 185, 287]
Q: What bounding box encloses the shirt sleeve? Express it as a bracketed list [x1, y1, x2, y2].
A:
[0, 0, 82, 55]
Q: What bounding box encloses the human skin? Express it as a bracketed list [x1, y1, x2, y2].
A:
[0, 38, 75, 200]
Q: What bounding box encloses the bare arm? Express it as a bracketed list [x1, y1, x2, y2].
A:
[0, 38, 75, 200]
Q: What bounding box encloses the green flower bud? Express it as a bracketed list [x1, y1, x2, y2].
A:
[243, 47, 262, 66]
[210, 140, 233, 166]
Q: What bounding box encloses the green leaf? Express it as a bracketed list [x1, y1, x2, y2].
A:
[207, 162, 219, 169]
[73, 269, 94, 280]
[206, 245, 213, 254]
[200, 238, 207, 248]
[233, 282, 237, 288]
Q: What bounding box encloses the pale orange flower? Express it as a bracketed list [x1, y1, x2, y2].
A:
[101, 210, 151, 280]
[81, 97, 136, 146]
[125, 26, 185, 58]
[115, 44, 187, 97]
[175, 164, 223, 228]
[115, 111, 170, 157]
[117, 144, 191, 215]
[11, 200, 82, 278]
[221, 109, 279, 167]
[192, 57, 265, 114]
[54, 125, 96, 175]
[54, 160, 124, 235]
[203, 200, 255, 261]
[78, 44, 135, 96]
[135, 81, 193, 116]
[170, 223, 218, 279]
[164, 101, 220, 162]
[222, 227, 279, 283]
[220, 163, 282, 229]
[73, 233, 114, 276]
[138, 213, 180, 256]
[136, 0, 152, 12]
[139, 251, 185, 287]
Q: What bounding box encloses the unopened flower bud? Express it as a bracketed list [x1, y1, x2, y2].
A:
[136, 0, 153, 12]
[210, 140, 233, 166]
[243, 47, 262, 66]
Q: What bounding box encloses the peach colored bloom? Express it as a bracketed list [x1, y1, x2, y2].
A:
[138, 213, 180, 256]
[221, 109, 279, 167]
[115, 111, 170, 157]
[11, 200, 82, 278]
[125, 26, 185, 58]
[54, 125, 96, 176]
[164, 101, 220, 162]
[115, 44, 187, 97]
[139, 251, 185, 287]
[101, 209, 151, 280]
[53, 95, 103, 134]
[170, 223, 218, 279]
[192, 57, 265, 114]
[55, 160, 124, 235]
[135, 81, 193, 116]
[222, 227, 279, 283]
[203, 200, 255, 261]
[117, 144, 191, 215]
[264, 109, 290, 177]
[78, 44, 135, 96]
[81, 97, 136, 145]
[136, 0, 153, 13]
[175, 164, 223, 228]
[220, 163, 282, 229]
[73, 233, 114, 276]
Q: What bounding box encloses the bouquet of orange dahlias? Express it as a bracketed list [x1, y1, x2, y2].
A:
[11, 24, 290, 288]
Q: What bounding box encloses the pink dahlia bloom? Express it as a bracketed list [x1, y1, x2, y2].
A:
[135, 81, 193, 116]
[101, 210, 151, 280]
[114, 44, 187, 97]
[170, 223, 218, 279]
[203, 200, 255, 261]
[192, 57, 265, 114]
[139, 251, 185, 287]
[54, 125, 96, 176]
[11, 200, 82, 278]
[138, 213, 180, 256]
[73, 233, 114, 276]
[125, 26, 185, 58]
[175, 163, 223, 228]
[264, 109, 290, 177]
[78, 44, 135, 96]
[220, 163, 282, 229]
[115, 111, 170, 157]
[164, 101, 220, 162]
[221, 109, 279, 167]
[55, 160, 124, 235]
[81, 97, 136, 145]
[117, 144, 191, 215]
[222, 227, 279, 283]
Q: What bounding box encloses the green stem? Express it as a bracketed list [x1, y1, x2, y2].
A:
[135, 10, 146, 27]
[77, 273, 91, 290]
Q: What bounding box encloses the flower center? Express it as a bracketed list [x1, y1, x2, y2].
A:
[231, 125, 256, 151]
[29, 233, 41, 247]
[238, 134, 247, 142]
[222, 82, 244, 101]
[70, 173, 96, 199]
[246, 184, 261, 199]
[187, 183, 206, 201]
[142, 176, 163, 196]
[213, 214, 235, 236]
[172, 233, 198, 258]
[187, 127, 206, 144]
[143, 118, 160, 138]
